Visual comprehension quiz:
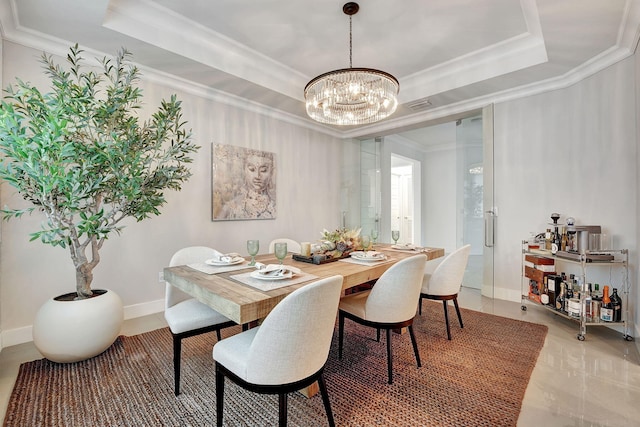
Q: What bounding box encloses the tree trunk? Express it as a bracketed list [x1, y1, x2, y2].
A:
[75, 263, 94, 299]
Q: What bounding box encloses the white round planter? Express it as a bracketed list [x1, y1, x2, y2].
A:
[32, 289, 124, 363]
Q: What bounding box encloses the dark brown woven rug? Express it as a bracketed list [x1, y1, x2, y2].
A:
[3, 302, 547, 427]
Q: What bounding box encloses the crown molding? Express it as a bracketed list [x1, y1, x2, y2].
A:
[103, 0, 308, 101]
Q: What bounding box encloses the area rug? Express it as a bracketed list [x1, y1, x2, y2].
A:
[3, 303, 547, 427]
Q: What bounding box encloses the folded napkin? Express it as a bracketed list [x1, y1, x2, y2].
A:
[391, 244, 418, 251]
[351, 251, 385, 259]
[256, 264, 301, 277]
[208, 250, 242, 263]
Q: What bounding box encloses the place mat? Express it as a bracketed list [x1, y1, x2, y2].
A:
[187, 261, 251, 275]
[229, 271, 318, 291]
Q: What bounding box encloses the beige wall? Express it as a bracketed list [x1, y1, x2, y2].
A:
[0, 41, 343, 346]
[493, 55, 638, 337]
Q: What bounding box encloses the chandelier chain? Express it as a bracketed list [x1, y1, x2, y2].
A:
[349, 15, 353, 68]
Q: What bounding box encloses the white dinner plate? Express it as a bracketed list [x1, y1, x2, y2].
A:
[205, 257, 245, 266]
[350, 251, 386, 261]
[250, 270, 293, 281]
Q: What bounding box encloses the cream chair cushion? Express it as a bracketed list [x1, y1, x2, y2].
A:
[213, 275, 343, 385]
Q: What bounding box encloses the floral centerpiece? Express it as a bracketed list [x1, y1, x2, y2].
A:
[312, 227, 362, 259]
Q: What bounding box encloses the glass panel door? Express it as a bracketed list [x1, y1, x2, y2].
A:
[360, 138, 381, 238]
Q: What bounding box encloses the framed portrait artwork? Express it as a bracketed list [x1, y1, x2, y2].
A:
[211, 144, 277, 221]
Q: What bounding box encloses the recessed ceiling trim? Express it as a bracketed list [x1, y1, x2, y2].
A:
[400, 32, 548, 103]
[343, 43, 634, 139]
[400, 0, 547, 103]
[103, 0, 308, 101]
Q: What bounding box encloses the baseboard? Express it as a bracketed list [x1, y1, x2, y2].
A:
[0, 299, 165, 349]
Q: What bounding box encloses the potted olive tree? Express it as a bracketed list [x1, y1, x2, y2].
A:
[0, 44, 199, 362]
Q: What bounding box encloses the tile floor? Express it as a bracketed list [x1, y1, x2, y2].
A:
[1, 289, 639, 426]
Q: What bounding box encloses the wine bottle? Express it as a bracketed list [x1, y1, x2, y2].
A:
[610, 288, 622, 322]
[600, 285, 613, 322]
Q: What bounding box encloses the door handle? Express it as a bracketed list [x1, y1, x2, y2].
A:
[484, 210, 496, 248]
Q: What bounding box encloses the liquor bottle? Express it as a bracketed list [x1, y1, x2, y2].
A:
[560, 227, 567, 252]
[592, 283, 602, 320]
[545, 229, 552, 250]
[551, 229, 560, 254]
[584, 283, 593, 320]
[610, 288, 622, 322]
[565, 277, 573, 300]
[600, 285, 613, 322]
[555, 282, 565, 311]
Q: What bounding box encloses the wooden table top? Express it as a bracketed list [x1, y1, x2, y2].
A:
[163, 244, 444, 325]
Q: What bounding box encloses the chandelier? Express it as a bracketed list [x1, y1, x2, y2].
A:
[304, 2, 399, 126]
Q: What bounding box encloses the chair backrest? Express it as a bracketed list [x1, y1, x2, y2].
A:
[365, 254, 427, 323]
[424, 244, 471, 296]
[268, 238, 302, 254]
[165, 246, 218, 309]
[245, 275, 344, 385]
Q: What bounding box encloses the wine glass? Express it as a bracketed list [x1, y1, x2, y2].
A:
[370, 229, 379, 244]
[361, 235, 371, 253]
[247, 239, 259, 266]
[274, 242, 287, 265]
[391, 230, 400, 245]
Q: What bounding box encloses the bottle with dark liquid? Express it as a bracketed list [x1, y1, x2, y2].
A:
[600, 285, 613, 322]
[610, 288, 622, 322]
[551, 229, 560, 254]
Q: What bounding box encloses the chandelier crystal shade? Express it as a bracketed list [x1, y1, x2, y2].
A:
[304, 2, 399, 126]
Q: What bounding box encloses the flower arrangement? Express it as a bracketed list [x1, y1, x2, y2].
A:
[312, 227, 362, 258]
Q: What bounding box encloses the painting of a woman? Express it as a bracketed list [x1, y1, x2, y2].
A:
[212, 144, 276, 220]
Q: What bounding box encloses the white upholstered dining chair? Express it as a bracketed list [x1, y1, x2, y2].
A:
[164, 246, 236, 395]
[268, 238, 302, 254]
[338, 254, 427, 384]
[419, 244, 471, 340]
[213, 275, 343, 427]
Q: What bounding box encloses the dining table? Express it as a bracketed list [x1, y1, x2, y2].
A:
[163, 243, 445, 326]
[162, 243, 444, 397]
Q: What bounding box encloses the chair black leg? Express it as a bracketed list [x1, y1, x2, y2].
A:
[419, 296, 423, 315]
[408, 325, 422, 367]
[338, 313, 345, 360]
[386, 328, 393, 384]
[376, 328, 381, 342]
[453, 297, 464, 328]
[173, 335, 182, 396]
[215, 364, 225, 427]
[317, 375, 336, 427]
[216, 329, 222, 341]
[442, 300, 452, 340]
[278, 393, 288, 427]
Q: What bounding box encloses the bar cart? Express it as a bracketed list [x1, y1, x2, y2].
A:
[521, 242, 633, 341]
